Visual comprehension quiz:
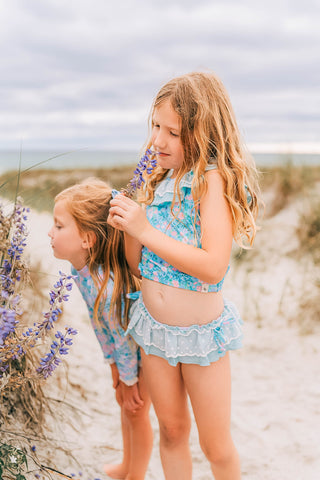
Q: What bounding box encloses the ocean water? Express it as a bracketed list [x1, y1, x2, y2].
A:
[0, 149, 319, 174]
[0, 150, 139, 174]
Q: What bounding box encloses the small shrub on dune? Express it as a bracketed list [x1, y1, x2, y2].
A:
[296, 198, 320, 264]
[261, 160, 320, 216]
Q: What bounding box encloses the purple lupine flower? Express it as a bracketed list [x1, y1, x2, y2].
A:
[0, 271, 76, 377]
[36, 327, 78, 379]
[0, 363, 9, 374]
[1, 199, 80, 386]
[2, 259, 12, 275]
[0, 202, 29, 305]
[113, 149, 158, 199]
[6, 203, 30, 263]
[36, 272, 76, 333]
[0, 307, 18, 345]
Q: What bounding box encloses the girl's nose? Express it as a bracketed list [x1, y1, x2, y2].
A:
[48, 227, 53, 238]
[153, 130, 166, 150]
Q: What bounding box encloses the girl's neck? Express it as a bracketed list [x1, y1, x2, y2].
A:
[71, 255, 88, 271]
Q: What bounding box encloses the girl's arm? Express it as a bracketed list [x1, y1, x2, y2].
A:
[99, 294, 143, 412]
[73, 267, 141, 392]
[108, 171, 233, 284]
[109, 317, 140, 387]
[124, 232, 142, 278]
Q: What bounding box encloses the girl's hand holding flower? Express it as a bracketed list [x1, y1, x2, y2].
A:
[107, 148, 157, 242]
[108, 195, 151, 242]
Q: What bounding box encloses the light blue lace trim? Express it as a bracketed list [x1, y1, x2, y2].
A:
[152, 170, 193, 206]
[151, 167, 252, 206]
[126, 293, 243, 366]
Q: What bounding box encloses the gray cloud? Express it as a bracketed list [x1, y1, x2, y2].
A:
[0, 0, 319, 150]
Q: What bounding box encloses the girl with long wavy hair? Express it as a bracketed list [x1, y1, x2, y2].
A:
[108, 71, 261, 479]
[49, 178, 153, 480]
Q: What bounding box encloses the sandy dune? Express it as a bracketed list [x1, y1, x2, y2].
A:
[24, 198, 320, 480]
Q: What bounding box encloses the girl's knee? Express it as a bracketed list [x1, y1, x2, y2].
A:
[200, 438, 237, 467]
[159, 418, 191, 447]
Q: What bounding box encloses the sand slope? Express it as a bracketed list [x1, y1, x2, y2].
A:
[24, 197, 320, 480]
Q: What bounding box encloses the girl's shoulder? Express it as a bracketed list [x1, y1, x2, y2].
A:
[71, 264, 113, 287]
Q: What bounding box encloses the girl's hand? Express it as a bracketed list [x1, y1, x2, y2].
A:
[120, 381, 144, 413]
[107, 195, 150, 241]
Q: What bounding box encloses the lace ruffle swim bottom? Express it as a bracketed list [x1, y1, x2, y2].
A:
[127, 293, 243, 366]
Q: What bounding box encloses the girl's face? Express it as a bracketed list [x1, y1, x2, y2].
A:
[48, 200, 89, 270]
[151, 99, 185, 176]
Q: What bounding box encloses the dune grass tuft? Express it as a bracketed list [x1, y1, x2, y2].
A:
[260, 160, 320, 216]
[1, 165, 135, 212]
[296, 197, 320, 264]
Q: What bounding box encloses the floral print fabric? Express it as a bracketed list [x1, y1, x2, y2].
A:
[71, 265, 139, 385]
[139, 167, 228, 292]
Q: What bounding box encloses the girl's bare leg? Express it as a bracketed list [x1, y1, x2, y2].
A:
[104, 386, 131, 479]
[141, 350, 192, 480]
[123, 368, 153, 480]
[182, 353, 241, 480]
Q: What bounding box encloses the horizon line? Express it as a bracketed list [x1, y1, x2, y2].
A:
[248, 142, 320, 154]
[0, 142, 320, 155]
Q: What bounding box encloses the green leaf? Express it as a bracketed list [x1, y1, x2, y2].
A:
[15, 474, 26, 480]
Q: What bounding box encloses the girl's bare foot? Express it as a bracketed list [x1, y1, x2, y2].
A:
[103, 463, 128, 479]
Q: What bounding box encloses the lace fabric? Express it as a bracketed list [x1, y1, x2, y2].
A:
[126, 293, 243, 366]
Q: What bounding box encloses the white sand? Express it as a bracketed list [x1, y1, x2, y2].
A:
[24, 198, 320, 480]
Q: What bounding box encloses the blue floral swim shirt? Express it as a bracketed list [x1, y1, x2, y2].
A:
[71, 265, 139, 385]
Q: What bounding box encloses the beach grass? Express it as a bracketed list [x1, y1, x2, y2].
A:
[2, 162, 320, 213]
[0, 189, 82, 478]
[296, 197, 320, 263]
[1, 164, 136, 211]
[259, 162, 320, 216]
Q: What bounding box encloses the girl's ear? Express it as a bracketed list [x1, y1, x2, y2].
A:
[82, 231, 96, 249]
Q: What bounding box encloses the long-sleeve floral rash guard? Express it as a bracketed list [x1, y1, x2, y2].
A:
[71, 265, 139, 385]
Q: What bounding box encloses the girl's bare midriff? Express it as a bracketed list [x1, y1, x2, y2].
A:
[141, 277, 224, 327]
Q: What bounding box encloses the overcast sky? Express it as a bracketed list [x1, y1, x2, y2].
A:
[0, 0, 319, 152]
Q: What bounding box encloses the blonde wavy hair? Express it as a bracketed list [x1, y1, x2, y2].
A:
[55, 178, 140, 329]
[140, 71, 261, 247]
